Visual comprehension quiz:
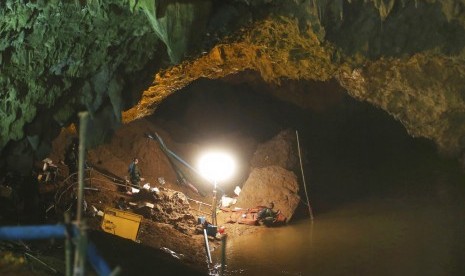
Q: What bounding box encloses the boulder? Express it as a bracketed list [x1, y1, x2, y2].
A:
[250, 129, 299, 172]
[235, 166, 300, 222]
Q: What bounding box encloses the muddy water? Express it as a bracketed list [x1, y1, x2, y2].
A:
[211, 117, 465, 275]
[217, 194, 465, 276]
[214, 136, 465, 275]
[216, 157, 465, 275]
[212, 146, 465, 276]
[155, 82, 465, 275]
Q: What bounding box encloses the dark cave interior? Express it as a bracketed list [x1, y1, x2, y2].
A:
[3, 73, 464, 225]
[150, 75, 465, 219]
[2, 68, 465, 276]
[1, 1, 465, 275]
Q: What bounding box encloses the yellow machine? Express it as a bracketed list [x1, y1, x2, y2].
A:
[101, 208, 142, 241]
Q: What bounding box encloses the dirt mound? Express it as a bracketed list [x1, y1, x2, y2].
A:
[43, 118, 304, 274]
[80, 177, 211, 272]
[49, 119, 217, 273]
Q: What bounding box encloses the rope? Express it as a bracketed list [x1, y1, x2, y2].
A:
[296, 130, 314, 221]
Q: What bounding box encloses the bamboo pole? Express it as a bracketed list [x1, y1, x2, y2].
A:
[73, 112, 89, 276]
[296, 130, 314, 221]
[76, 112, 88, 228]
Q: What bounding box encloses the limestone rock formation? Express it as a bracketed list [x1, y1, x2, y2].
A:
[250, 129, 299, 172]
[235, 166, 300, 222]
[133, 0, 212, 63]
[233, 128, 300, 221]
[2, 0, 465, 173]
[123, 0, 465, 159]
[0, 0, 162, 171]
[237, 129, 301, 221]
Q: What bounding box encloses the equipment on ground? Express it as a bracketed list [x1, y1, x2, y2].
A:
[101, 208, 142, 242]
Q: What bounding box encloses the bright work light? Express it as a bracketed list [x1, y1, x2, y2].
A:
[198, 151, 235, 184]
[198, 150, 236, 226]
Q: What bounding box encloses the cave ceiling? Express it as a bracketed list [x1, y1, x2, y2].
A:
[1, 0, 465, 171]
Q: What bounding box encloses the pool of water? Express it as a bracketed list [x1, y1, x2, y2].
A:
[208, 93, 465, 276]
[216, 186, 465, 276]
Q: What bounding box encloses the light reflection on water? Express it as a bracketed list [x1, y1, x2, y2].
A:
[216, 197, 465, 276]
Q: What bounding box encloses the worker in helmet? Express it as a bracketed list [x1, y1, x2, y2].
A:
[128, 158, 145, 188]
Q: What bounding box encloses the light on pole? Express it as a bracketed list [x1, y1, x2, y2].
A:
[198, 151, 235, 226]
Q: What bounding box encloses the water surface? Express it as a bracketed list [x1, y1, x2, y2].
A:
[219, 194, 465, 275]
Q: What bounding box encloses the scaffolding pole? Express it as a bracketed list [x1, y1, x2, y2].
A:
[74, 112, 89, 276]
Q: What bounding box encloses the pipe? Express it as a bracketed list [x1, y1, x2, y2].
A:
[0, 223, 115, 276]
[86, 241, 112, 276]
[152, 133, 203, 176]
[151, 133, 222, 191]
[203, 229, 212, 264]
[65, 212, 73, 276]
[0, 225, 67, 240]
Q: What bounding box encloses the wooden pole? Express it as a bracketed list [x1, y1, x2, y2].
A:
[296, 130, 314, 221]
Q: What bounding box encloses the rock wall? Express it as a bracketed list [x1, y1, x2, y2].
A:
[2, 0, 465, 173]
[134, 0, 212, 63]
[0, 1, 161, 171]
[337, 54, 465, 156]
[123, 0, 465, 158]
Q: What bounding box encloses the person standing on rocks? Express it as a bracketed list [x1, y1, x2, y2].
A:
[128, 158, 144, 188]
[41, 158, 58, 183]
[64, 139, 79, 181]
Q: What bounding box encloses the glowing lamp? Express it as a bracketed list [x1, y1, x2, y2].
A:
[198, 151, 235, 185]
[198, 151, 236, 226]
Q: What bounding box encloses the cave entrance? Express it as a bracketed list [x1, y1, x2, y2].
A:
[147, 72, 465, 275]
[150, 71, 460, 214]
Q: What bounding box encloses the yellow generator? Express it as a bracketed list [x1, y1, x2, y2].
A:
[101, 208, 142, 242]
